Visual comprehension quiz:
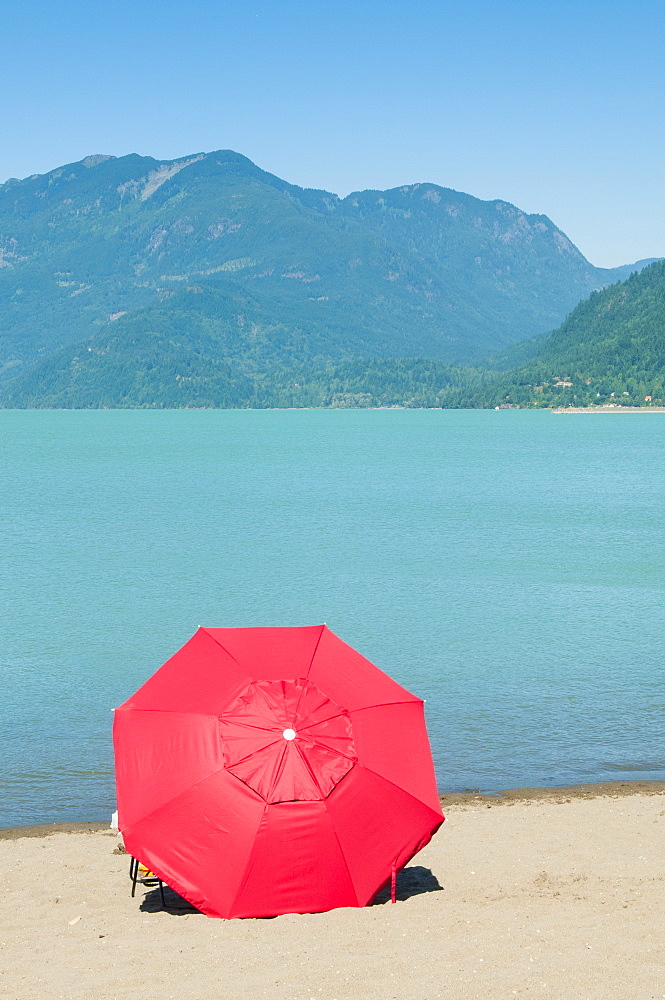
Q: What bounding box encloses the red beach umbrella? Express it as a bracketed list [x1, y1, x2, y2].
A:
[113, 625, 444, 918]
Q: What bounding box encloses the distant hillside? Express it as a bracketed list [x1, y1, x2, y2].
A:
[437, 260, 665, 408]
[0, 276, 474, 407]
[0, 148, 653, 408]
[3, 260, 665, 410]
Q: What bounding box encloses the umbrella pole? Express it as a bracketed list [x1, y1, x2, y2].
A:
[391, 860, 397, 904]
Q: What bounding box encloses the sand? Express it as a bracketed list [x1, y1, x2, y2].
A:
[1, 784, 664, 1000]
[552, 406, 665, 413]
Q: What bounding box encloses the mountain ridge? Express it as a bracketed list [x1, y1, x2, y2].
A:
[0, 148, 658, 407]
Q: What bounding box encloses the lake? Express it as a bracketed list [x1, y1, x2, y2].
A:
[1, 409, 664, 827]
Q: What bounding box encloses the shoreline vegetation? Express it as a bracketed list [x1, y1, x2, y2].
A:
[3, 779, 664, 838]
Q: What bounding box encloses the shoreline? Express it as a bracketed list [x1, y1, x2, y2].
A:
[439, 778, 665, 806]
[552, 405, 665, 413]
[3, 779, 664, 839]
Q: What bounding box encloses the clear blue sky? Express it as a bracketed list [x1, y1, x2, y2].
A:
[1, 0, 663, 267]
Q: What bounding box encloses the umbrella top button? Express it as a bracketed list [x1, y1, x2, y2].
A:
[283, 728, 297, 740]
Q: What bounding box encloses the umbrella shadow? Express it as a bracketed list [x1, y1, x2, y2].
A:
[138, 865, 443, 915]
[139, 884, 203, 916]
[371, 865, 443, 905]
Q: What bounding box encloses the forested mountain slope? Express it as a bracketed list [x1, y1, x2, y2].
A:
[0, 149, 650, 389]
[4, 260, 664, 409]
[438, 260, 665, 408]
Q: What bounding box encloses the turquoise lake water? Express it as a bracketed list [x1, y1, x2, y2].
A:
[1, 409, 664, 827]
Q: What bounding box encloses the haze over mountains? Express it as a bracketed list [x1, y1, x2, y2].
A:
[0, 149, 659, 407]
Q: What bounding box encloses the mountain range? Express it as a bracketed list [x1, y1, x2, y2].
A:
[0, 149, 659, 407]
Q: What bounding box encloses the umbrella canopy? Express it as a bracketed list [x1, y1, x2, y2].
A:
[113, 625, 444, 918]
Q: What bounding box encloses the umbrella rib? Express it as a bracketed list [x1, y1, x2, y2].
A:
[303, 623, 327, 680]
[307, 741, 358, 763]
[356, 765, 445, 824]
[348, 699, 422, 714]
[199, 628, 255, 677]
[294, 742, 326, 797]
[225, 738, 283, 769]
[222, 720, 283, 734]
[289, 624, 326, 727]
[290, 681, 309, 731]
[121, 708, 222, 717]
[121, 763, 231, 836]
[267, 740, 291, 801]
[322, 798, 360, 908]
[297, 733, 356, 762]
[251, 683, 288, 726]
[296, 710, 346, 731]
[227, 804, 270, 915]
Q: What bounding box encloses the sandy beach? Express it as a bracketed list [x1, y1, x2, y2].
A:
[1, 782, 664, 1000]
[551, 406, 665, 413]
